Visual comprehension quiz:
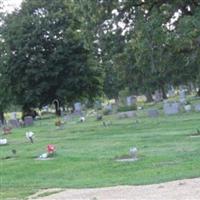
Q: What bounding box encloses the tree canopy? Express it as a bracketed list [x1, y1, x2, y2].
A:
[76, 0, 200, 99]
[0, 0, 102, 114]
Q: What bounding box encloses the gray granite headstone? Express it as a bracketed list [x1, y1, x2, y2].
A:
[63, 115, 71, 121]
[154, 90, 162, 102]
[164, 102, 180, 115]
[179, 90, 186, 103]
[74, 102, 82, 113]
[167, 86, 175, 97]
[126, 96, 136, 106]
[148, 109, 159, 117]
[105, 104, 112, 111]
[194, 104, 200, 112]
[118, 111, 137, 119]
[24, 116, 34, 126]
[9, 119, 20, 128]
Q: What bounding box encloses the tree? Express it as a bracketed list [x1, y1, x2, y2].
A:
[94, 0, 200, 99]
[0, 0, 10, 123]
[0, 0, 102, 116]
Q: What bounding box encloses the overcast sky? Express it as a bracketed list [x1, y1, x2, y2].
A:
[2, 0, 23, 13]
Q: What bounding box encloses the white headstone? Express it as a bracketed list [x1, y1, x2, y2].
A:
[0, 138, 7, 145]
[129, 147, 137, 159]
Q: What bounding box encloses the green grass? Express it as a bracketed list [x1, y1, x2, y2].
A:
[0, 111, 200, 199]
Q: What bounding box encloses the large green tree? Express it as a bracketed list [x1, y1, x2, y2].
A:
[99, 0, 200, 99]
[0, 0, 10, 123]
[0, 0, 102, 115]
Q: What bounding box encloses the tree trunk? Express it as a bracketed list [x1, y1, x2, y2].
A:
[188, 82, 195, 94]
[54, 101, 61, 116]
[197, 88, 200, 97]
[160, 85, 167, 99]
[0, 111, 5, 125]
[22, 105, 30, 120]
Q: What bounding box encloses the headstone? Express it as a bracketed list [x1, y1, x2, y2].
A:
[95, 100, 102, 110]
[167, 86, 175, 97]
[194, 104, 200, 112]
[63, 115, 70, 121]
[105, 104, 112, 111]
[118, 111, 137, 119]
[9, 119, 20, 128]
[39, 153, 48, 159]
[116, 147, 138, 162]
[129, 147, 137, 159]
[24, 116, 34, 126]
[184, 104, 192, 112]
[163, 102, 180, 115]
[11, 112, 17, 120]
[19, 119, 25, 127]
[60, 110, 65, 117]
[154, 90, 162, 102]
[74, 102, 82, 113]
[0, 138, 7, 145]
[167, 90, 174, 97]
[148, 109, 159, 117]
[126, 96, 136, 106]
[43, 105, 49, 112]
[179, 90, 186, 103]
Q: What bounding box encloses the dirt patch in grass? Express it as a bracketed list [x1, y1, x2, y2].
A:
[28, 178, 200, 200]
[28, 189, 64, 199]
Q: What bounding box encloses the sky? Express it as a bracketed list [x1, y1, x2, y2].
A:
[2, 0, 23, 13]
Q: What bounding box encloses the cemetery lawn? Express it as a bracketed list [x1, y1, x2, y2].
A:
[1, 112, 200, 199]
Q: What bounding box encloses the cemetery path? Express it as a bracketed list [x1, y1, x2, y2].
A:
[29, 177, 200, 200]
